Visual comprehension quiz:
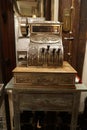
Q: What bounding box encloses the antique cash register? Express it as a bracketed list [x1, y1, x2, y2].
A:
[14, 21, 76, 87]
[17, 21, 63, 67]
[28, 21, 63, 67]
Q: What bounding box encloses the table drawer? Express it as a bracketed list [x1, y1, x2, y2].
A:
[18, 93, 73, 111]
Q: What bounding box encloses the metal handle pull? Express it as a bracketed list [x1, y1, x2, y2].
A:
[64, 37, 74, 40]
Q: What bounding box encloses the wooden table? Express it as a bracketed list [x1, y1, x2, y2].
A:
[5, 62, 87, 130]
[5, 78, 87, 130]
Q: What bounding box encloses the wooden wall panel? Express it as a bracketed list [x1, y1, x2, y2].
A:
[76, 0, 87, 78]
[0, 24, 3, 83]
[59, 0, 81, 78]
[0, 0, 16, 84]
[44, 0, 51, 20]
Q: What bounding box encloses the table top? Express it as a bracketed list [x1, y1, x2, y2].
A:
[5, 78, 87, 93]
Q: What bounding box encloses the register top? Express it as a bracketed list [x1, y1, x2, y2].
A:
[13, 61, 77, 74]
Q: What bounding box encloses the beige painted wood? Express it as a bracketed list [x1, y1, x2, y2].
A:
[13, 61, 77, 73]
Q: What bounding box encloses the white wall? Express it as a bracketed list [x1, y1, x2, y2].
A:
[54, 0, 59, 21]
[82, 41, 87, 86]
[80, 41, 87, 112]
[51, 0, 59, 21]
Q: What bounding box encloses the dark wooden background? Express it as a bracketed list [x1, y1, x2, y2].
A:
[58, 0, 87, 79]
[0, 0, 16, 84]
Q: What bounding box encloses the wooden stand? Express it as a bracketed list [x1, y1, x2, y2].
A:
[5, 61, 87, 130]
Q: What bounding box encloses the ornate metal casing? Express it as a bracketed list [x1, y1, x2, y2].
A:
[28, 21, 63, 67]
